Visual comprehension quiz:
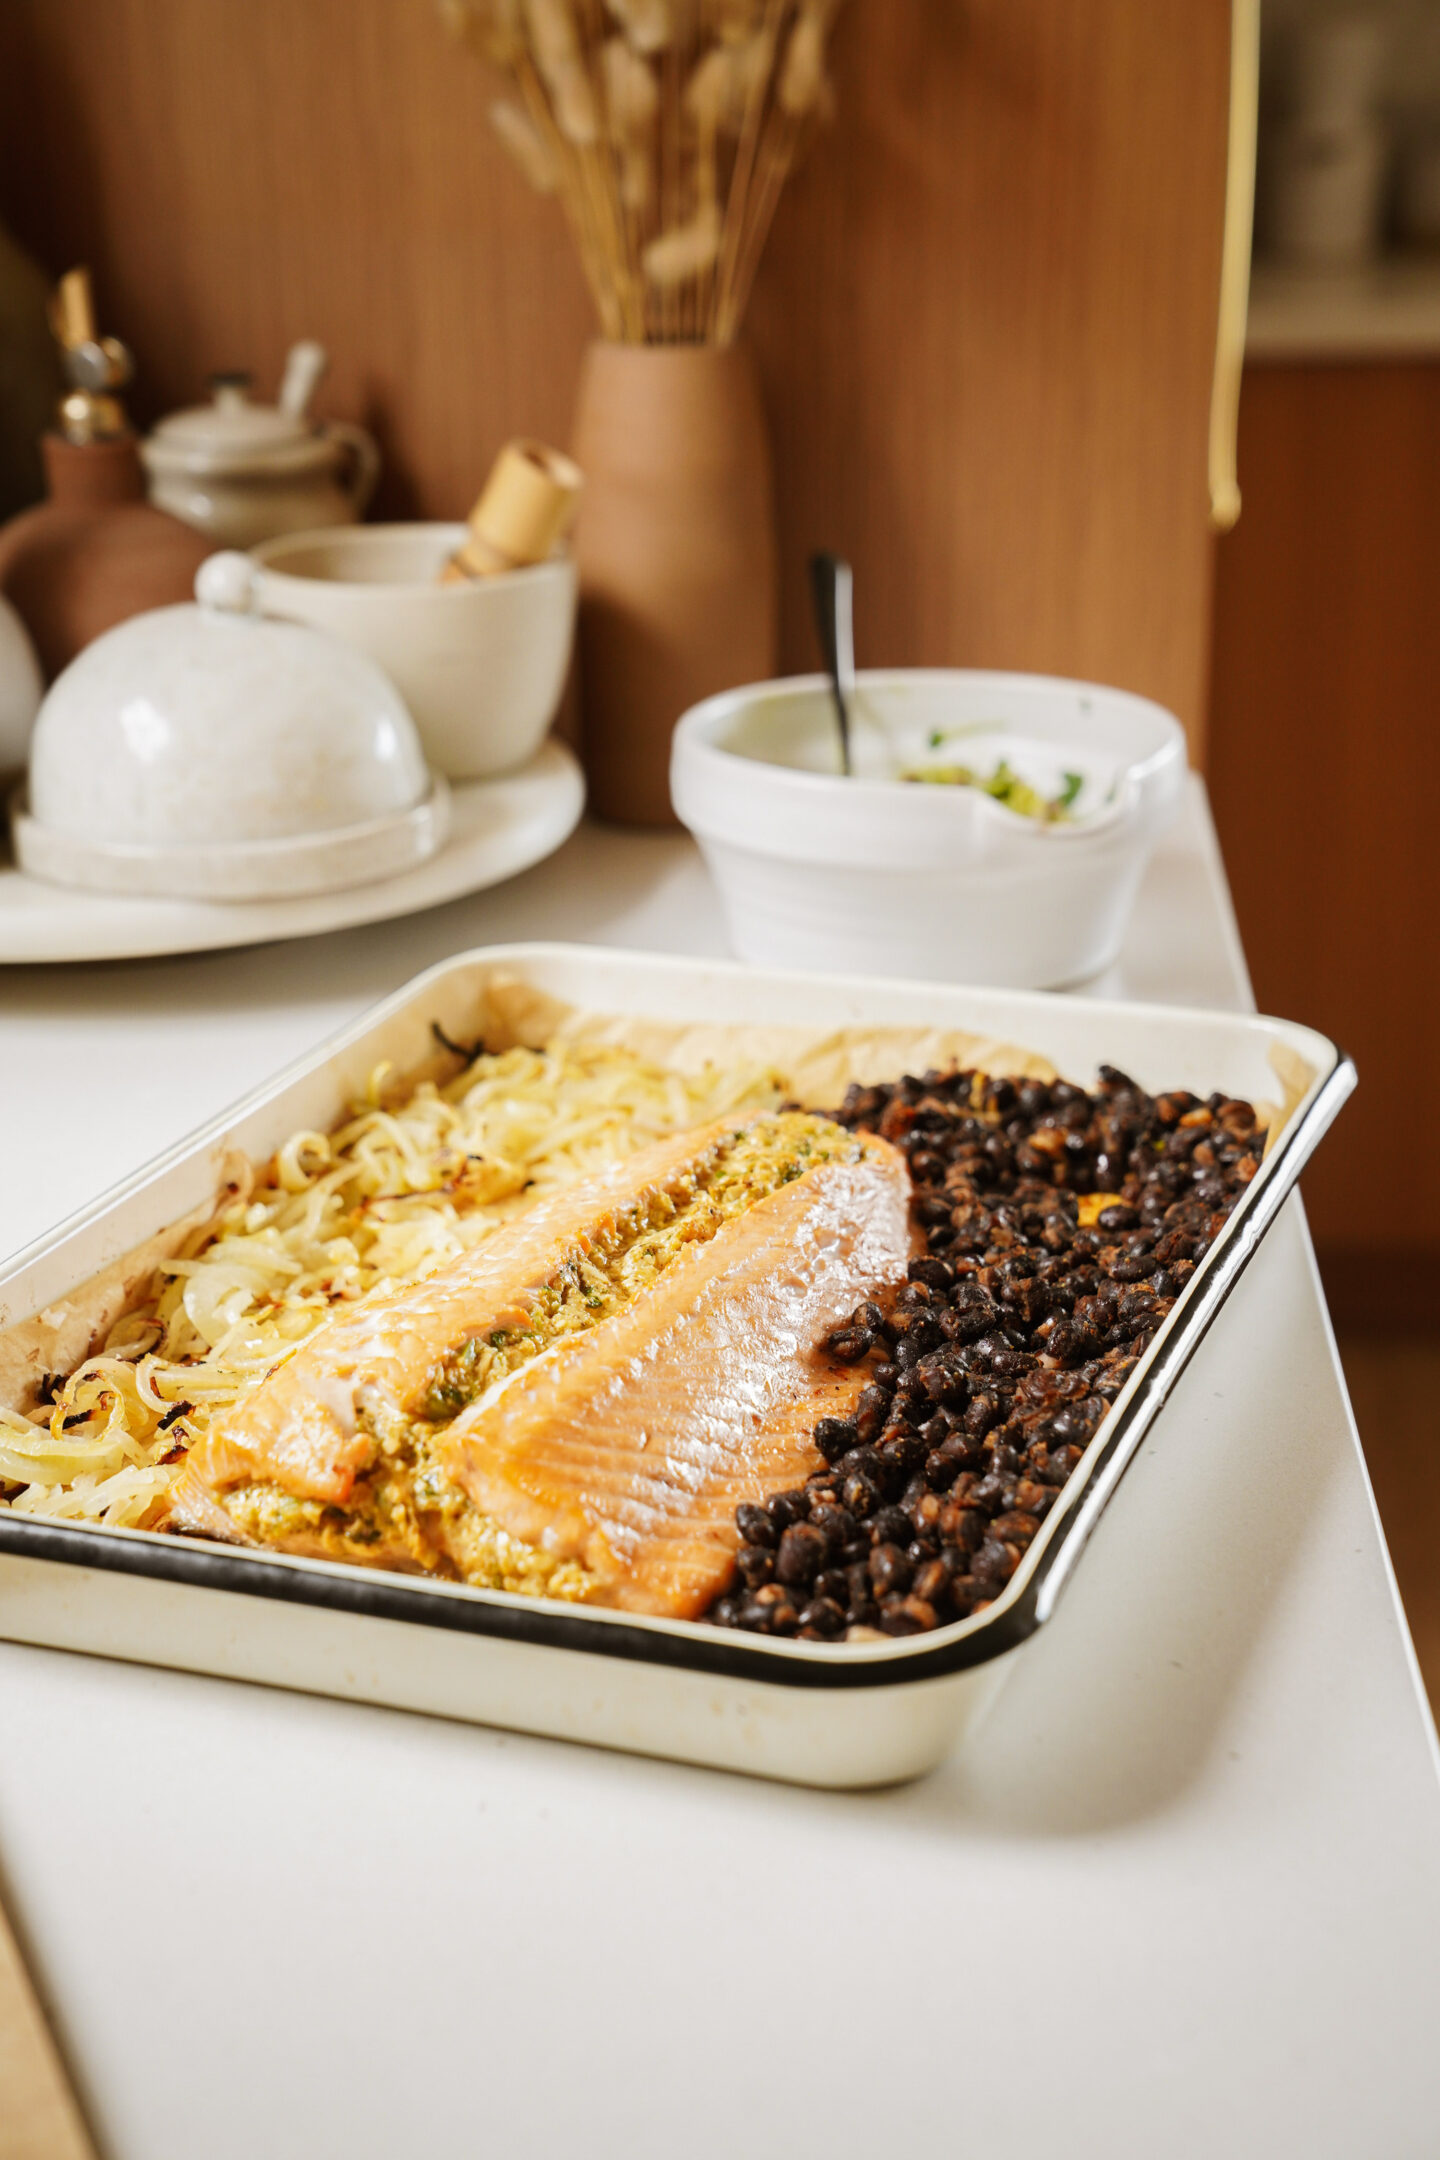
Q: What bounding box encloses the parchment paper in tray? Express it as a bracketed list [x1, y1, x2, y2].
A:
[468, 973, 1312, 1135]
[473, 973, 1060, 1096]
[0, 970, 1316, 1418]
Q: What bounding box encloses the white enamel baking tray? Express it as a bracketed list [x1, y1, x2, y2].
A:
[0, 946, 1353, 1788]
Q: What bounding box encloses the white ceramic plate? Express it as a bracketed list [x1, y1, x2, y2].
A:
[0, 738, 584, 965]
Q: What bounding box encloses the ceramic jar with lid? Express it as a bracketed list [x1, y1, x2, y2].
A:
[141, 341, 380, 549]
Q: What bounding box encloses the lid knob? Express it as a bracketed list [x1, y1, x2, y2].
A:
[195, 551, 259, 615]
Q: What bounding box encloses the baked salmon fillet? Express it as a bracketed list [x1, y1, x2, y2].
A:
[171, 1110, 910, 1617]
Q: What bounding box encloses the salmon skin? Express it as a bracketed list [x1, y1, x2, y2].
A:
[172, 1111, 910, 1616]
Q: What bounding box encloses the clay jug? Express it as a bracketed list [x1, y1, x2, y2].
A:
[0, 219, 53, 522]
[572, 342, 777, 827]
[0, 433, 213, 680]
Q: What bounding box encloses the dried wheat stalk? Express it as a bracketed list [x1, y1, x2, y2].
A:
[442, 0, 845, 344]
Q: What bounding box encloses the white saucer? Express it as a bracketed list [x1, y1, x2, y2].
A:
[0, 738, 584, 965]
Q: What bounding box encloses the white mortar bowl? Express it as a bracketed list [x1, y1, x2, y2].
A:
[671, 670, 1187, 989]
[252, 524, 576, 780]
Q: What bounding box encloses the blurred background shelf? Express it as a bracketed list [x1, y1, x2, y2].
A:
[1248, 253, 1440, 361]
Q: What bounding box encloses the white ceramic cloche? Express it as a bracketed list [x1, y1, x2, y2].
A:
[141, 342, 379, 549]
[13, 551, 448, 901]
[0, 591, 43, 774]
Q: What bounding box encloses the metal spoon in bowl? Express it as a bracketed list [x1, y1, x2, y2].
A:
[808, 550, 855, 777]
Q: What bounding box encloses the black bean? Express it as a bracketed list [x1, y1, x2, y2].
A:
[775, 1522, 827, 1587]
[814, 1414, 859, 1463]
[963, 1391, 1002, 1439]
[854, 1385, 891, 1441]
[877, 1431, 925, 1484]
[971, 1538, 1019, 1592]
[837, 1441, 882, 1479]
[734, 1503, 772, 1548]
[938, 1501, 986, 1552]
[797, 1598, 846, 1638]
[1044, 1316, 1097, 1365]
[736, 1543, 774, 1588]
[810, 1501, 857, 1550]
[866, 1504, 911, 1549]
[970, 1472, 1015, 1515]
[869, 1543, 913, 1597]
[814, 1568, 849, 1606]
[880, 1596, 938, 1635]
[923, 1444, 961, 1492]
[1041, 1444, 1084, 1484]
[767, 1488, 811, 1531]
[1031, 1402, 1092, 1446]
[915, 1352, 966, 1406]
[842, 1470, 883, 1519]
[912, 1558, 952, 1609]
[909, 1489, 943, 1537]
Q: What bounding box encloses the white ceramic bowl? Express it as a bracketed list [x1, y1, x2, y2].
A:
[15, 553, 447, 901]
[252, 524, 577, 780]
[671, 669, 1187, 989]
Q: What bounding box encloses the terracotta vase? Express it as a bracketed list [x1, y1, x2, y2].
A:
[572, 341, 777, 827]
[0, 434, 213, 681]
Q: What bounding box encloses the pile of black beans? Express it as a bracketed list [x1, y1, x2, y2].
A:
[704, 1065, 1265, 1642]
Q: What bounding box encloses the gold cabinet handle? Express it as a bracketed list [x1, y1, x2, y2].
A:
[1209, 0, 1261, 532]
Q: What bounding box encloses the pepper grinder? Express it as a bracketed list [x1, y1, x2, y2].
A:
[0, 268, 211, 680]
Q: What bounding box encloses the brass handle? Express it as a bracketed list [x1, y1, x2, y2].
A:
[1208, 0, 1261, 533]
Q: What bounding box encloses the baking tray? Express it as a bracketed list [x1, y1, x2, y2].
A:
[0, 946, 1353, 1788]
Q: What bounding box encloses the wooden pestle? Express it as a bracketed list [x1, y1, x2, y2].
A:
[442, 438, 583, 583]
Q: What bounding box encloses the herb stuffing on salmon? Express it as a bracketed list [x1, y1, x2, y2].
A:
[170, 1111, 911, 1616]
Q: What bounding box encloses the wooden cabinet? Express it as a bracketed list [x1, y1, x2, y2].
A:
[1208, 362, 1440, 1321]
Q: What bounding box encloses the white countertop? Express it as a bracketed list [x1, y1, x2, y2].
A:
[2, 778, 1437, 2159]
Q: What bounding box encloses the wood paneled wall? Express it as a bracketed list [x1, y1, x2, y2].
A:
[0, 1, 1230, 750]
[1208, 362, 1440, 1311]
